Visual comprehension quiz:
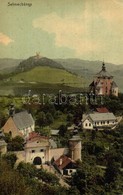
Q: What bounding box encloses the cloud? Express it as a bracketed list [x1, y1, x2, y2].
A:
[32, 1, 123, 63]
[0, 33, 14, 46]
[32, 12, 101, 56]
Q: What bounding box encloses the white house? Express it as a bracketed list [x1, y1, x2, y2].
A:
[82, 112, 117, 130]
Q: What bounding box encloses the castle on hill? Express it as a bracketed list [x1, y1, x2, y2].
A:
[89, 62, 118, 96]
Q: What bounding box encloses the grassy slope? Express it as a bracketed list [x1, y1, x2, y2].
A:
[11, 66, 84, 88]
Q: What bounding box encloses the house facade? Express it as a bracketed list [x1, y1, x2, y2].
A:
[2, 111, 34, 138]
[82, 112, 117, 130]
[25, 133, 50, 165]
[24, 132, 69, 166]
[89, 62, 118, 96]
[54, 155, 77, 176]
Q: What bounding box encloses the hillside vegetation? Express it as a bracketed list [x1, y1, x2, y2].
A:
[10, 66, 84, 88]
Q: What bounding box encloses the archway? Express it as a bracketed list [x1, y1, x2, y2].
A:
[33, 156, 42, 165]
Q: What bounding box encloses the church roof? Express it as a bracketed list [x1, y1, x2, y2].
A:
[95, 62, 113, 78]
[13, 111, 34, 130]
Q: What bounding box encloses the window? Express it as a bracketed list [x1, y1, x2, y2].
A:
[107, 121, 109, 124]
[85, 123, 88, 126]
[32, 150, 35, 153]
[103, 121, 105, 124]
[40, 149, 44, 152]
[89, 123, 91, 126]
[9, 131, 12, 136]
[106, 87, 108, 93]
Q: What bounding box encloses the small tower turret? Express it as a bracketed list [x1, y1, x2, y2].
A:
[69, 135, 82, 161]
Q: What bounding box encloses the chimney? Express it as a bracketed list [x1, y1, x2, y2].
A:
[59, 158, 62, 166]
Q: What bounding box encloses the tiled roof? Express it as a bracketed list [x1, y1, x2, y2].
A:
[54, 155, 75, 169]
[27, 131, 48, 141]
[13, 111, 34, 130]
[95, 63, 113, 78]
[89, 81, 94, 87]
[89, 113, 116, 122]
[95, 69, 112, 78]
[69, 135, 81, 141]
[111, 81, 118, 88]
[96, 107, 109, 113]
[51, 130, 59, 135]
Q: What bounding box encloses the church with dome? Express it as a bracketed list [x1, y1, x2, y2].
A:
[89, 62, 118, 96]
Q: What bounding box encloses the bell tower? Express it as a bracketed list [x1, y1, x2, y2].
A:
[89, 62, 118, 96]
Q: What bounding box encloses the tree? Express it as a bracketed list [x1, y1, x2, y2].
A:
[46, 112, 54, 125]
[37, 169, 59, 185]
[59, 125, 67, 137]
[0, 160, 31, 195]
[67, 113, 74, 122]
[2, 153, 17, 168]
[7, 136, 24, 151]
[105, 161, 121, 184]
[17, 162, 37, 179]
[36, 111, 47, 127]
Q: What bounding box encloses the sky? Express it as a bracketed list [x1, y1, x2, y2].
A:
[0, 0, 123, 64]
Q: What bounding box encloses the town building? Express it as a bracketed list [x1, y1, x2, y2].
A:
[25, 132, 51, 165]
[53, 155, 77, 176]
[2, 111, 34, 138]
[22, 133, 82, 174]
[89, 62, 118, 96]
[82, 112, 117, 130]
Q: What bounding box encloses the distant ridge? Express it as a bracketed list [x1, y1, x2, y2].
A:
[0, 56, 123, 92]
[16, 56, 64, 72]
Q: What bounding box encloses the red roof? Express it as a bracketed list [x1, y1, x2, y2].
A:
[54, 155, 75, 169]
[96, 107, 109, 113]
[27, 131, 48, 141]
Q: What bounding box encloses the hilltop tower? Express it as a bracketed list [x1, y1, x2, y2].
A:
[89, 62, 118, 96]
[69, 135, 82, 161]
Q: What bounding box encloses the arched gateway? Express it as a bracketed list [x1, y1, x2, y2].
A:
[33, 156, 42, 165]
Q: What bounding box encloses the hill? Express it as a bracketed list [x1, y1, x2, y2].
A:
[1, 56, 123, 94]
[12, 66, 83, 86]
[0, 58, 22, 73]
[0, 66, 84, 96]
[16, 56, 63, 72]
